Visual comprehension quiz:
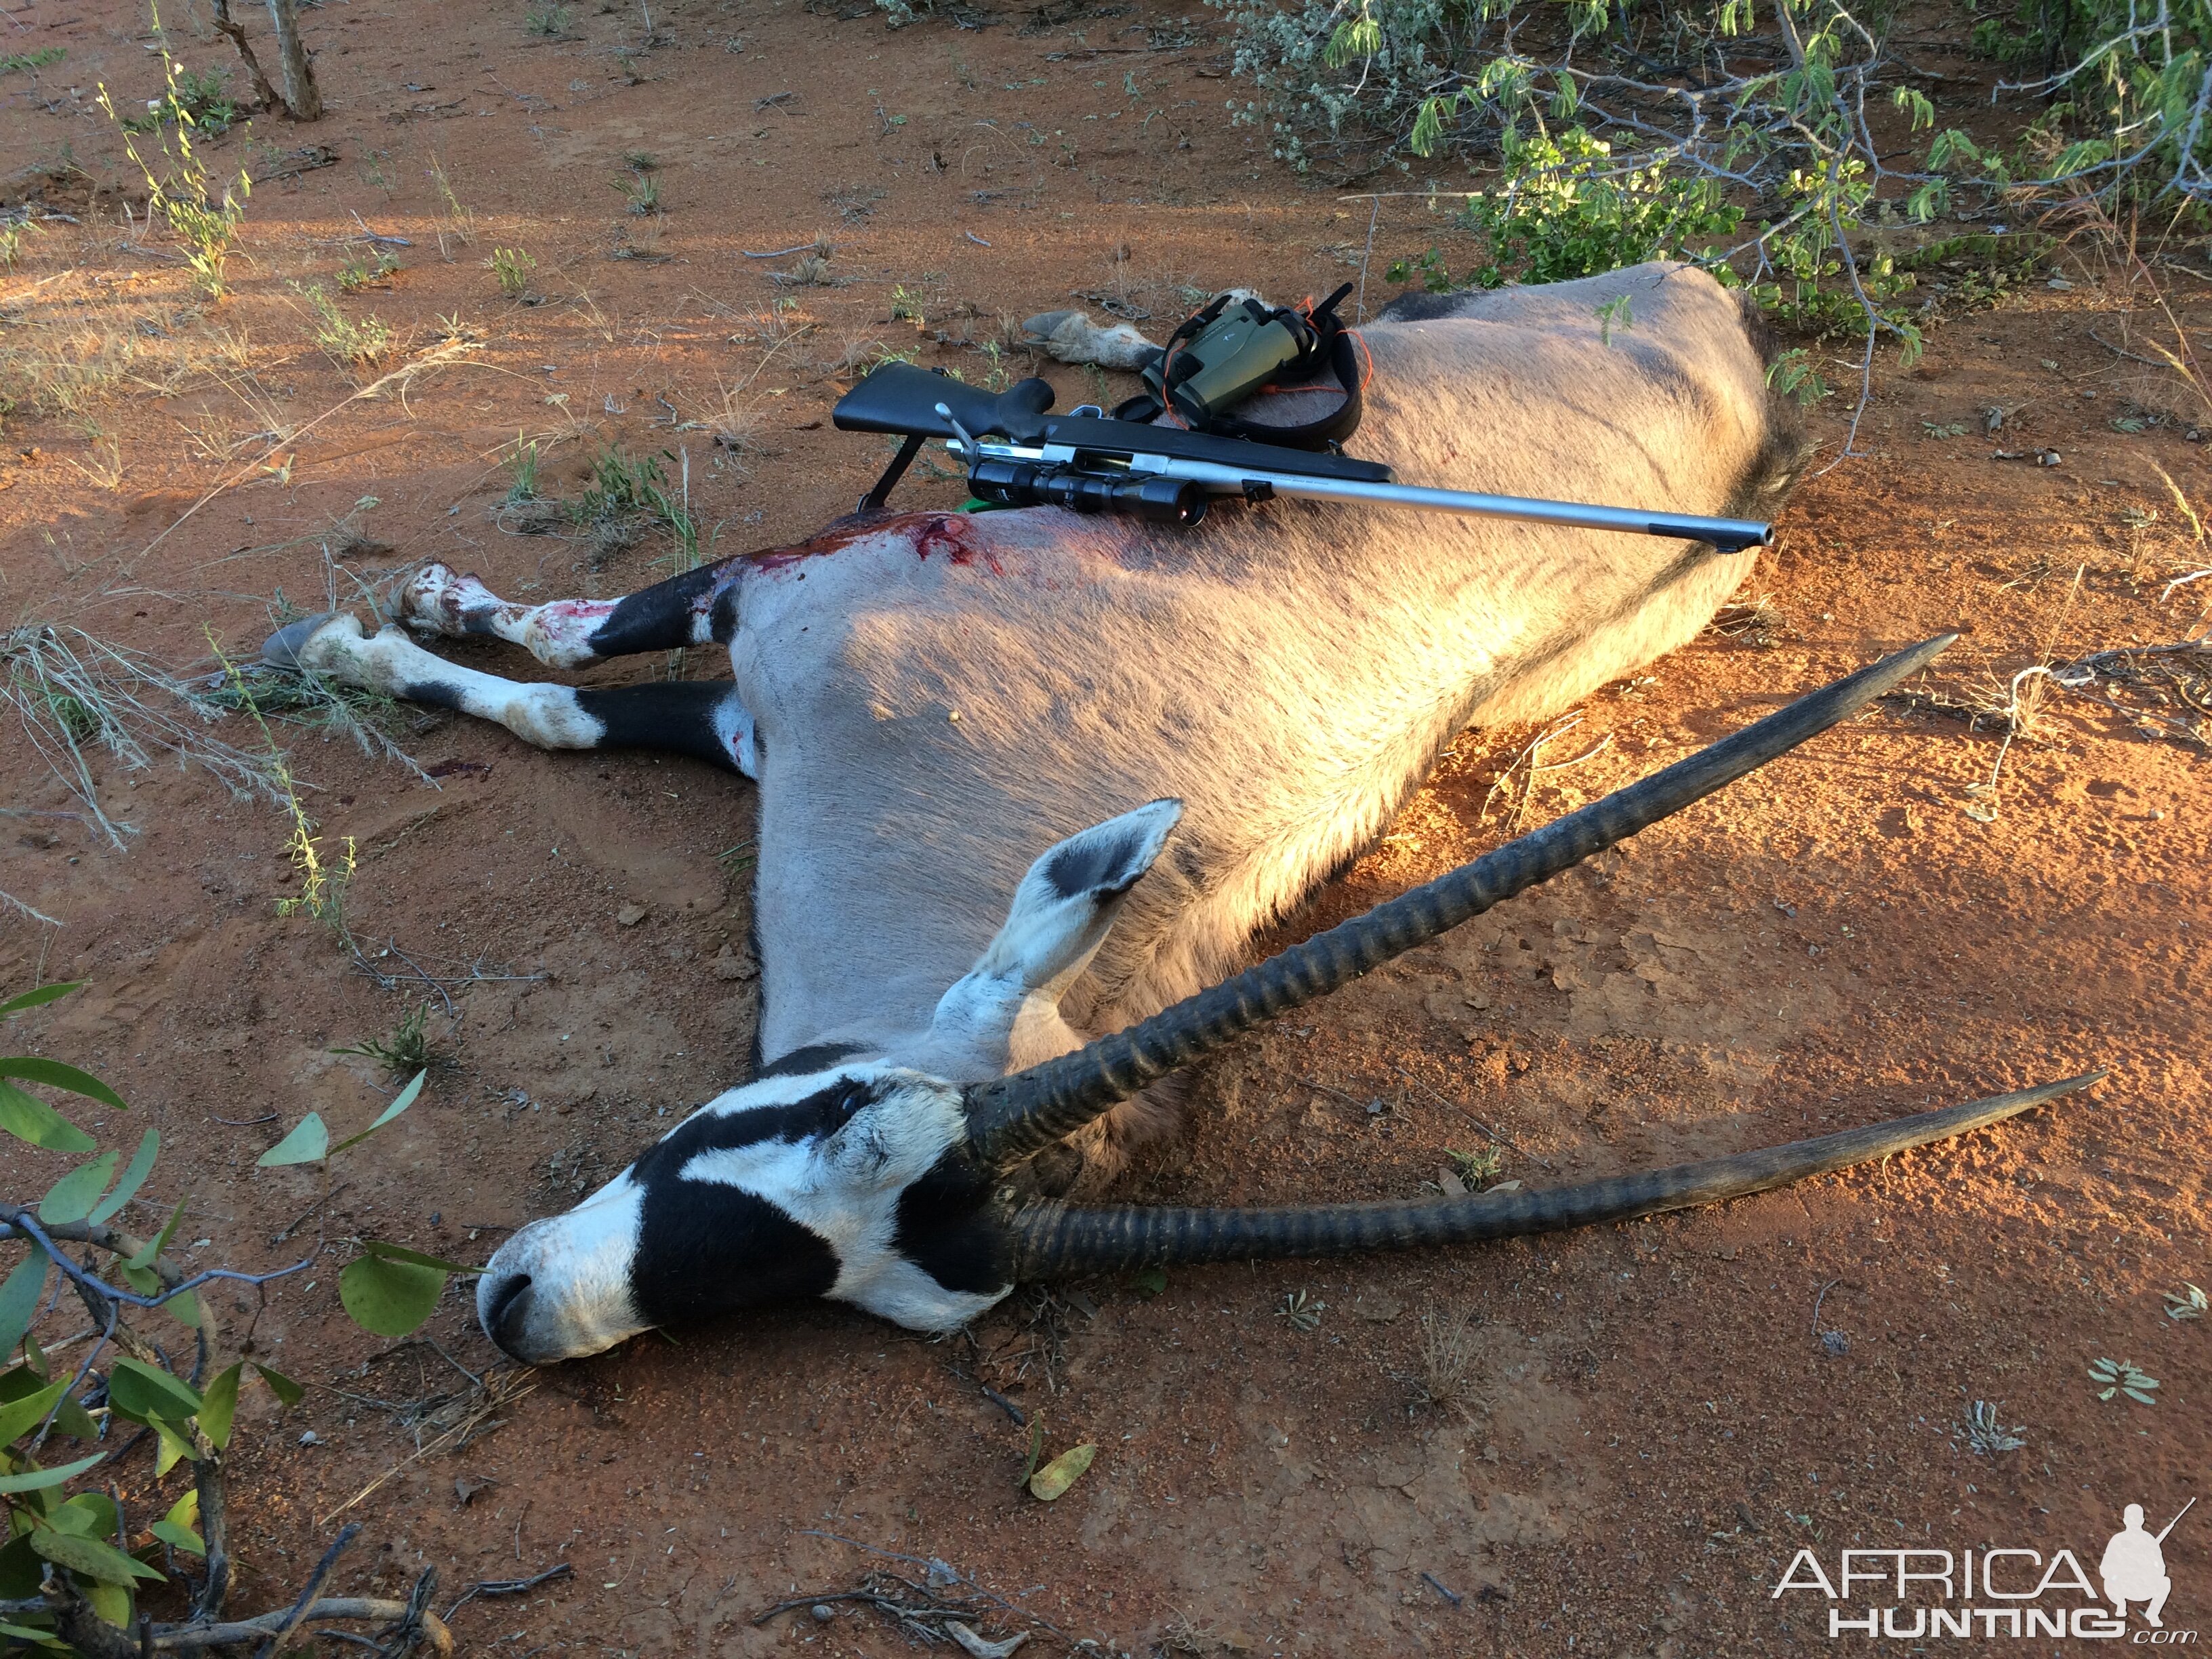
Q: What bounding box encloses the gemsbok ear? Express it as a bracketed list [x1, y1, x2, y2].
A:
[975, 799, 1183, 996]
[928, 800, 1183, 1065]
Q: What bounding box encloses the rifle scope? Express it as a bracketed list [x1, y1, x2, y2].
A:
[968, 459, 1209, 526]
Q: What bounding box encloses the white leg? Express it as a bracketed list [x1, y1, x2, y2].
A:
[278, 614, 758, 774]
[398, 560, 729, 669]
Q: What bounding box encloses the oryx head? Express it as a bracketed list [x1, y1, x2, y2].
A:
[476, 635, 2097, 1365]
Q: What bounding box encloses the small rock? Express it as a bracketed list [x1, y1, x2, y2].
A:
[616, 903, 648, 926]
[810, 1603, 835, 1623]
[299, 1430, 321, 1447]
[455, 1476, 493, 1506]
[712, 945, 757, 982]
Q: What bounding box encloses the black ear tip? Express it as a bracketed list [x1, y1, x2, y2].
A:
[1042, 832, 1143, 901]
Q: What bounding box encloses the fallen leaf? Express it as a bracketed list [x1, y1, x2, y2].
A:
[1028, 1442, 1097, 1501]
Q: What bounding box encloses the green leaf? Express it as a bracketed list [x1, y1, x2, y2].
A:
[249, 1361, 304, 1408]
[104, 1356, 203, 1425]
[43, 1393, 98, 1443]
[157, 1495, 200, 1557]
[0, 1452, 104, 1494]
[28, 1525, 163, 1584]
[83, 1582, 134, 1632]
[128, 1199, 188, 1272]
[331, 1069, 426, 1155]
[48, 1492, 117, 1539]
[0, 1528, 43, 1595]
[152, 1418, 192, 1478]
[159, 1288, 202, 1332]
[0, 1059, 124, 1112]
[338, 1251, 449, 1338]
[0, 1622, 65, 1645]
[37, 1153, 118, 1225]
[197, 1363, 241, 1452]
[0, 1254, 50, 1361]
[87, 1130, 158, 1227]
[149, 1518, 205, 1555]
[256, 1112, 329, 1167]
[1018, 1414, 1044, 1491]
[361, 1239, 485, 1275]
[0, 1382, 66, 1448]
[1131, 1267, 1167, 1299]
[0, 984, 81, 1019]
[1027, 1441, 1097, 1502]
[0, 1082, 95, 1153]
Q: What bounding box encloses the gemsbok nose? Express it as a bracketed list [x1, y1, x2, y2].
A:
[478, 1271, 535, 1361]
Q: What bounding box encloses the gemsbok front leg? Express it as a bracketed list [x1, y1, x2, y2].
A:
[264, 613, 758, 775]
[395, 555, 747, 669]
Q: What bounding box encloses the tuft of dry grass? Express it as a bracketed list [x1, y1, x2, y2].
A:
[699, 380, 766, 461]
[1708, 592, 1784, 646]
[1964, 563, 2087, 812]
[1412, 1301, 1482, 1416]
[0, 623, 292, 848]
[0, 245, 245, 418]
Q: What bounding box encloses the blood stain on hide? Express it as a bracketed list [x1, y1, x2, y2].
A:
[739, 512, 1001, 577]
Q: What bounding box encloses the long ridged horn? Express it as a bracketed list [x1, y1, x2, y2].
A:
[1008, 1073, 2102, 1273]
[966, 632, 1957, 1170]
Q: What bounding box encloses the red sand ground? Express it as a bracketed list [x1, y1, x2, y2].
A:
[0, 0, 2207, 1652]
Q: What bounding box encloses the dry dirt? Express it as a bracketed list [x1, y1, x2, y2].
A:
[1, 0, 2208, 1654]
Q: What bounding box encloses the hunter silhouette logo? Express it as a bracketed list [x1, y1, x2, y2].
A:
[2104, 1500, 2192, 1629]
[1773, 1496, 2198, 1641]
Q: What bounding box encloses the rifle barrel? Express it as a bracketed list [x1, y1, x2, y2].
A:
[1237, 470, 1770, 552]
[985, 442, 1771, 552]
[2155, 1494, 2196, 1544]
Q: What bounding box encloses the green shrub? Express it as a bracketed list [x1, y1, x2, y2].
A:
[1213, 0, 2212, 377]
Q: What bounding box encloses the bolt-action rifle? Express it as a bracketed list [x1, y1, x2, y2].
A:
[834, 362, 1771, 554]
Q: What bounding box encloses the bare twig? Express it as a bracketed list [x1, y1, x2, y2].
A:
[1387, 1063, 1554, 1169]
[250, 1523, 361, 1659]
[441, 1562, 573, 1621]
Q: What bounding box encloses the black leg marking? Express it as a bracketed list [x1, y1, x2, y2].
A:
[584, 558, 745, 659]
[397, 677, 469, 713]
[571, 680, 750, 773]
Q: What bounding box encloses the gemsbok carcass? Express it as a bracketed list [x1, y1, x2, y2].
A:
[268, 263, 2097, 1364]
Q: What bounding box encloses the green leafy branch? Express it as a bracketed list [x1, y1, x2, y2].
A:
[260, 1071, 486, 1336]
[0, 985, 457, 1650]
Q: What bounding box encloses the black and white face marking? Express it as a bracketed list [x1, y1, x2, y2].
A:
[476, 1061, 1012, 1364]
[475, 802, 1186, 1364]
